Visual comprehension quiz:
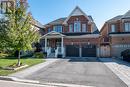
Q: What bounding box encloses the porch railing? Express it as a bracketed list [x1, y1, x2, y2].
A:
[55, 47, 62, 57]
[47, 47, 51, 56]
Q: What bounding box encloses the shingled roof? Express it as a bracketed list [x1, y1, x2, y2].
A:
[44, 16, 94, 26]
[107, 10, 130, 22]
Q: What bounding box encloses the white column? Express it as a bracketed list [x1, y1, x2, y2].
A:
[61, 37, 64, 55]
[45, 37, 47, 52]
[79, 47, 82, 57]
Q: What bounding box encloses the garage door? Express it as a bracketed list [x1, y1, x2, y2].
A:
[82, 45, 96, 57]
[66, 45, 79, 57]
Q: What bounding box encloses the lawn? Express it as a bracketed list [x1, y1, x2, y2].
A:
[0, 58, 45, 76]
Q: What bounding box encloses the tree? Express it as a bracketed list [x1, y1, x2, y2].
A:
[0, 0, 41, 66]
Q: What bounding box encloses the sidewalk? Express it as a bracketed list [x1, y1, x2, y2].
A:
[99, 58, 130, 87]
[9, 58, 60, 79]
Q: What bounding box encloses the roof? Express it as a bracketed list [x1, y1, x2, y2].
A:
[107, 10, 130, 22]
[44, 16, 94, 26]
[32, 19, 44, 28]
[109, 32, 130, 34]
[62, 32, 91, 36]
[45, 17, 67, 26]
[122, 10, 130, 19]
[107, 15, 122, 22]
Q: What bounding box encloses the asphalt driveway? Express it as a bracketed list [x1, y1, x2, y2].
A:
[25, 58, 127, 87]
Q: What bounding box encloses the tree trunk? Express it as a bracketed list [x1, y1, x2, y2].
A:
[17, 50, 21, 67]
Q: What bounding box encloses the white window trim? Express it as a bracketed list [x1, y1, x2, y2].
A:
[69, 24, 73, 32]
[74, 21, 81, 32]
[124, 22, 130, 32]
[82, 24, 87, 32]
[111, 24, 116, 32]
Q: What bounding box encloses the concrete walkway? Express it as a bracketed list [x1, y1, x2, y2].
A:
[99, 58, 130, 87]
[9, 58, 60, 79]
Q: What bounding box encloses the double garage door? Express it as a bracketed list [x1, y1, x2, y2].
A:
[66, 45, 96, 57]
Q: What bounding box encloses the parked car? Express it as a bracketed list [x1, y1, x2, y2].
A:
[121, 49, 130, 62]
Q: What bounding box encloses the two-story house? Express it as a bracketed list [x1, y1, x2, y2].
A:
[41, 6, 100, 58]
[100, 10, 130, 58]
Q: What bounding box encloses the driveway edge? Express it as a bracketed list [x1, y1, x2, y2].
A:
[99, 58, 130, 87]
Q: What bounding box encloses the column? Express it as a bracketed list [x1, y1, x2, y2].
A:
[79, 47, 82, 57]
[61, 37, 64, 55]
[45, 37, 47, 52]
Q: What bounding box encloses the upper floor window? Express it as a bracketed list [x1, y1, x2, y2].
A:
[53, 25, 62, 32]
[124, 22, 130, 32]
[82, 24, 87, 32]
[69, 24, 73, 32]
[48, 28, 51, 33]
[111, 24, 116, 32]
[74, 21, 81, 32]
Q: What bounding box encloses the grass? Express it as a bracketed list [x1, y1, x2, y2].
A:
[0, 57, 45, 76]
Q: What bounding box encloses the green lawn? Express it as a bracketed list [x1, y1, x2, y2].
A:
[0, 58, 45, 76]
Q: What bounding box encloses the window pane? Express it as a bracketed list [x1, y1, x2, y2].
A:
[125, 23, 130, 32]
[74, 21, 81, 32]
[82, 24, 86, 32]
[48, 28, 51, 32]
[111, 24, 115, 32]
[53, 25, 62, 32]
[69, 24, 73, 32]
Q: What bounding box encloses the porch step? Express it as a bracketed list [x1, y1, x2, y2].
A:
[47, 53, 55, 58]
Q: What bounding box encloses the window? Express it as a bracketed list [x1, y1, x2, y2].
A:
[74, 21, 81, 32]
[111, 24, 116, 32]
[48, 28, 51, 32]
[69, 24, 73, 32]
[124, 22, 130, 32]
[82, 24, 86, 32]
[53, 25, 62, 32]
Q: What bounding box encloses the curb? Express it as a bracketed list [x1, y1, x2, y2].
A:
[0, 76, 39, 84]
[9, 59, 60, 78]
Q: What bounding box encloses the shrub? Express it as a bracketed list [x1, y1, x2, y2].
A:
[0, 53, 8, 58]
[121, 49, 130, 62]
[34, 52, 44, 58]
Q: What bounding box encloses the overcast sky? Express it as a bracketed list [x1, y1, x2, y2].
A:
[28, 0, 130, 29]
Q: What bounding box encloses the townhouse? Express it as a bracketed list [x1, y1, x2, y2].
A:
[100, 10, 130, 58]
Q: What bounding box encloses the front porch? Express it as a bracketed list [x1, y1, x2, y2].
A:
[42, 31, 65, 58]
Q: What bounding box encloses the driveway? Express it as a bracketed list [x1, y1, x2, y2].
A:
[25, 58, 127, 87]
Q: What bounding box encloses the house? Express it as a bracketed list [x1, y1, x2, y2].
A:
[100, 10, 130, 58]
[41, 6, 100, 58]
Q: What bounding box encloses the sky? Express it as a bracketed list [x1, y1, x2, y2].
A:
[28, 0, 130, 30]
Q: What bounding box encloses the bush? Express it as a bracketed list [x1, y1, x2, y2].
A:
[0, 52, 9, 58]
[121, 49, 130, 62]
[34, 52, 44, 58]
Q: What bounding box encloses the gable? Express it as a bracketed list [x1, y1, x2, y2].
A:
[71, 7, 85, 16]
[63, 6, 92, 24]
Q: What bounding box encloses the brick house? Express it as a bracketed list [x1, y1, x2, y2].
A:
[100, 10, 130, 58]
[41, 6, 100, 58]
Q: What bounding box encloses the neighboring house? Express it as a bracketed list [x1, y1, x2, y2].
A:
[100, 10, 130, 58]
[41, 6, 100, 58]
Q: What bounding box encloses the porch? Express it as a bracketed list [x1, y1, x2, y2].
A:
[42, 31, 65, 58]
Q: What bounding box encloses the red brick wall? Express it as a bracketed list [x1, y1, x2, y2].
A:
[44, 15, 92, 34]
[64, 38, 99, 46]
[111, 37, 130, 45]
[67, 15, 91, 32]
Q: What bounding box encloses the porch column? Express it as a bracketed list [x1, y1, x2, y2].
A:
[45, 37, 47, 52]
[61, 37, 64, 55]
